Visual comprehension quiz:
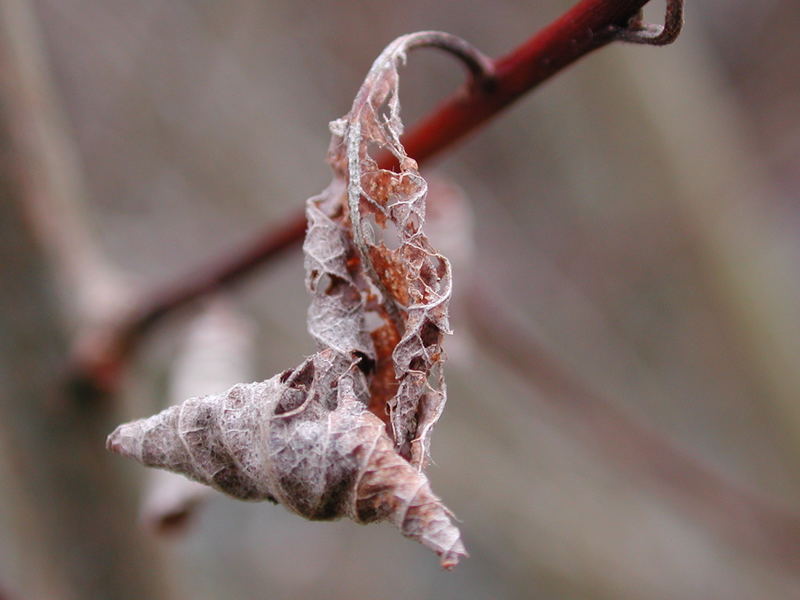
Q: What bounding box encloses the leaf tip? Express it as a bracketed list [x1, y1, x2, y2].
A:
[105, 422, 138, 458]
[438, 538, 468, 569]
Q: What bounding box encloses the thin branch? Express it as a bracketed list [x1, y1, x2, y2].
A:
[68, 211, 305, 398]
[69, 0, 674, 394]
[466, 284, 800, 573]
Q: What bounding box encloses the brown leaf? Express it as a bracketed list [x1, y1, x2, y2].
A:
[108, 32, 467, 568]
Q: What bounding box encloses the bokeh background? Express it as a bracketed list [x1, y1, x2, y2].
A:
[2, 1, 800, 599]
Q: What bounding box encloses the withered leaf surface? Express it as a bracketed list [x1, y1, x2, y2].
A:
[327, 33, 453, 468]
[108, 32, 464, 568]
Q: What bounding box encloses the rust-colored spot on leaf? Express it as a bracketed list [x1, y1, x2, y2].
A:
[368, 321, 401, 425]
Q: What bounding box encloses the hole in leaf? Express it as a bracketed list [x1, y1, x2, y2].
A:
[364, 310, 384, 332]
[420, 320, 439, 348]
[353, 351, 376, 375]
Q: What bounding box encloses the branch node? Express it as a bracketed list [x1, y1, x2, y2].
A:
[613, 0, 684, 46]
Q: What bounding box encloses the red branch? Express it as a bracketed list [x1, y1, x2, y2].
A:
[66, 0, 800, 574]
[69, 0, 655, 394]
[68, 212, 305, 396]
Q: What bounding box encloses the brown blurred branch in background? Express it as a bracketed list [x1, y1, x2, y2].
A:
[467, 285, 800, 573]
[0, 0, 170, 597]
[68, 0, 675, 395]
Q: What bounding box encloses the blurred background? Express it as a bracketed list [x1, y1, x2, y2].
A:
[2, 0, 800, 598]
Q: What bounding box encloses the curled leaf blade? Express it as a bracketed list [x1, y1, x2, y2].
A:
[108, 31, 476, 568]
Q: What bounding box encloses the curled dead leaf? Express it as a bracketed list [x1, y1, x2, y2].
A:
[108, 31, 485, 568]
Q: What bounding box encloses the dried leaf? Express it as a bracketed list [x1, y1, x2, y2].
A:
[109, 351, 464, 566]
[108, 32, 467, 568]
